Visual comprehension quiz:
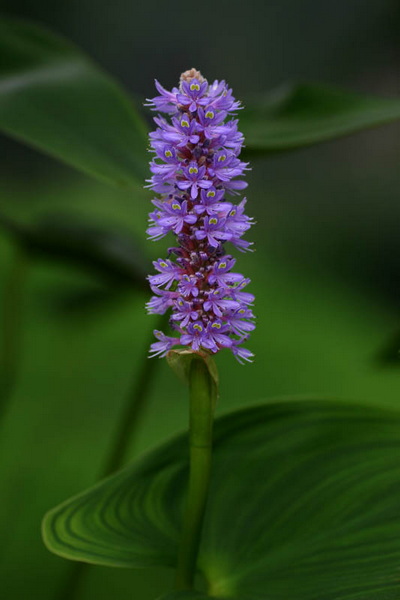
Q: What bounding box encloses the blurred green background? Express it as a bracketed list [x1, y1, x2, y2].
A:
[0, 0, 399, 598]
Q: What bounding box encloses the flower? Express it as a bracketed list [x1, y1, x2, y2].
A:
[146, 68, 255, 362]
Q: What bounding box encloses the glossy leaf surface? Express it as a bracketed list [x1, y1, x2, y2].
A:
[44, 400, 400, 599]
[0, 18, 148, 186]
[242, 83, 400, 152]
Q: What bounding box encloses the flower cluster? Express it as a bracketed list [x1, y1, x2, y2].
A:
[146, 68, 255, 363]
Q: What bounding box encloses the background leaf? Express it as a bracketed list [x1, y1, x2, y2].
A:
[242, 83, 400, 152]
[156, 593, 211, 600]
[156, 593, 253, 600]
[0, 18, 148, 187]
[0, 211, 149, 289]
[44, 400, 400, 599]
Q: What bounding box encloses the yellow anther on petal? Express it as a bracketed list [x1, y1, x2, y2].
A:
[181, 120, 189, 128]
[165, 150, 172, 157]
[205, 111, 214, 119]
[172, 203, 180, 210]
[209, 218, 218, 225]
[207, 191, 215, 197]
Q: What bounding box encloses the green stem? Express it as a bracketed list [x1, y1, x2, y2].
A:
[175, 356, 217, 591]
[0, 245, 28, 421]
[101, 311, 169, 477]
[56, 312, 168, 600]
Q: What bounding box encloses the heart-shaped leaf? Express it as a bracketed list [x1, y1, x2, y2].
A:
[242, 83, 400, 153]
[43, 400, 400, 599]
[0, 18, 148, 187]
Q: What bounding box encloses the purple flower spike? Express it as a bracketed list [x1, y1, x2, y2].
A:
[146, 68, 255, 362]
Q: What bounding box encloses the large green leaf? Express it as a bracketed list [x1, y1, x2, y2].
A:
[0, 18, 148, 187]
[0, 212, 149, 289]
[242, 83, 400, 152]
[43, 400, 400, 599]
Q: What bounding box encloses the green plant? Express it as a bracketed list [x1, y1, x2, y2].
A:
[1, 16, 400, 600]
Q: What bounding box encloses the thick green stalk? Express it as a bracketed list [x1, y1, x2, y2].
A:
[175, 356, 217, 591]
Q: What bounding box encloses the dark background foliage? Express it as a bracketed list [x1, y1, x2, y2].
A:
[0, 1, 399, 599]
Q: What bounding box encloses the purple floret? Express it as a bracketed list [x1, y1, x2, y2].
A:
[145, 68, 255, 362]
